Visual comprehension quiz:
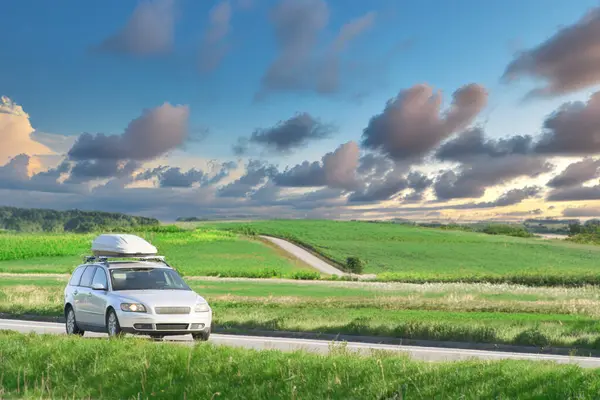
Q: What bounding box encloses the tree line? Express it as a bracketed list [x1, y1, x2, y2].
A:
[0, 206, 159, 233]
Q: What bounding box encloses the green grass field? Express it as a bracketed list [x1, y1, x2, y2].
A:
[205, 220, 600, 284]
[5, 276, 600, 350]
[0, 230, 313, 277]
[2, 332, 600, 399]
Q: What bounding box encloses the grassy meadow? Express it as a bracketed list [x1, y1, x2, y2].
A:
[205, 220, 600, 284]
[2, 332, 600, 399]
[0, 230, 314, 277]
[5, 276, 600, 350]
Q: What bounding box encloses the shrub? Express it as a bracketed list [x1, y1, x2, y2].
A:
[481, 224, 533, 238]
[514, 328, 551, 347]
[236, 225, 258, 236]
[289, 271, 321, 280]
[346, 257, 364, 274]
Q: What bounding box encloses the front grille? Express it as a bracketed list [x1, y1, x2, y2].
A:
[134, 323, 153, 330]
[155, 323, 189, 330]
[155, 307, 191, 315]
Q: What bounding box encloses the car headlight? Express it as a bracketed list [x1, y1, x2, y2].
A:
[194, 303, 210, 313]
[120, 303, 146, 312]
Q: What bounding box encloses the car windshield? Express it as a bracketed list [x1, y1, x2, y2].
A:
[110, 268, 191, 291]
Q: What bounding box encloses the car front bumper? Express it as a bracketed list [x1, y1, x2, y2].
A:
[117, 310, 212, 335]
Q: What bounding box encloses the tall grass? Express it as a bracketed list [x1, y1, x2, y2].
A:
[2, 332, 600, 399]
[0, 233, 93, 261]
[0, 229, 312, 276]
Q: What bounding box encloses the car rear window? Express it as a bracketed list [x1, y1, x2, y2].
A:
[69, 267, 86, 286]
[79, 266, 97, 287]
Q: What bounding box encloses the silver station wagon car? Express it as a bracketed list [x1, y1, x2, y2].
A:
[63, 234, 212, 341]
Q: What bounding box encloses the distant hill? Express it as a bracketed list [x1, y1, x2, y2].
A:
[0, 206, 159, 233]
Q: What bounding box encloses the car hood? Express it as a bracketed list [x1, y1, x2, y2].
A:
[114, 290, 207, 307]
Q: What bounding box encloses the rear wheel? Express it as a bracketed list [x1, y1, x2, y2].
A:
[192, 329, 210, 341]
[65, 307, 84, 336]
[106, 309, 123, 338]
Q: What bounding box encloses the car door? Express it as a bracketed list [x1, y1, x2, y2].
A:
[75, 266, 96, 325]
[88, 267, 110, 327]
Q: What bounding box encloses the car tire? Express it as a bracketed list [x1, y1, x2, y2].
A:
[106, 309, 123, 338]
[65, 306, 84, 336]
[192, 328, 210, 341]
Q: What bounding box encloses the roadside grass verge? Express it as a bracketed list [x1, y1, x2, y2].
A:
[4, 277, 600, 350]
[0, 230, 313, 276]
[204, 220, 600, 284]
[1, 332, 600, 399]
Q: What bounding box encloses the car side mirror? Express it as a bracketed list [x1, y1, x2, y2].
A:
[91, 283, 107, 291]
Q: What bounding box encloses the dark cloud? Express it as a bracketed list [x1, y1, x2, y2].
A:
[67, 160, 140, 183]
[355, 154, 414, 201]
[0, 155, 79, 193]
[234, 113, 335, 154]
[199, 1, 232, 72]
[207, 161, 238, 185]
[257, 0, 329, 96]
[274, 141, 360, 190]
[344, 185, 542, 216]
[94, 0, 175, 56]
[272, 160, 325, 187]
[218, 160, 277, 198]
[349, 160, 433, 204]
[437, 91, 600, 160]
[249, 185, 346, 210]
[547, 185, 600, 201]
[348, 169, 408, 203]
[563, 206, 600, 217]
[502, 209, 544, 217]
[0, 154, 30, 185]
[317, 11, 376, 94]
[257, 0, 375, 98]
[357, 153, 394, 176]
[547, 158, 600, 188]
[471, 186, 542, 208]
[69, 103, 189, 162]
[436, 128, 533, 162]
[136, 166, 207, 188]
[281, 188, 346, 210]
[434, 156, 552, 200]
[502, 8, 600, 97]
[403, 171, 433, 202]
[535, 92, 600, 155]
[361, 83, 488, 161]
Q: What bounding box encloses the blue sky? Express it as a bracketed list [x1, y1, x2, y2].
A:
[2, 0, 600, 220]
[1, 0, 596, 163]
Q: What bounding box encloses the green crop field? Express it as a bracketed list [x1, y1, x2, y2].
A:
[1, 332, 599, 399]
[5, 276, 600, 350]
[0, 230, 313, 277]
[205, 220, 600, 284]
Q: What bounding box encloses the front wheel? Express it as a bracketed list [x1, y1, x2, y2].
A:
[65, 307, 84, 336]
[192, 329, 210, 341]
[106, 309, 123, 338]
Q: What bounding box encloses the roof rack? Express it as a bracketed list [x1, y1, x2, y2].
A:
[83, 255, 172, 268]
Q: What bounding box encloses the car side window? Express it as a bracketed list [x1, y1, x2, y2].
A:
[69, 267, 85, 286]
[91, 268, 108, 289]
[79, 266, 96, 288]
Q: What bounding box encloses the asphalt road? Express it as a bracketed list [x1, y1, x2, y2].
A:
[3, 318, 600, 368]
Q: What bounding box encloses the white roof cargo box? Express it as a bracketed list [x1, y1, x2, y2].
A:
[91, 234, 158, 257]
